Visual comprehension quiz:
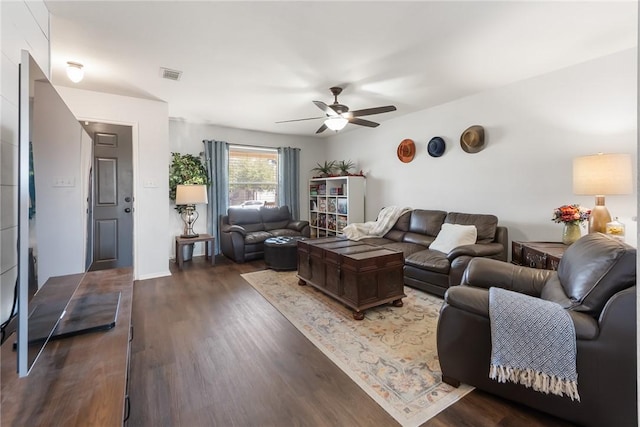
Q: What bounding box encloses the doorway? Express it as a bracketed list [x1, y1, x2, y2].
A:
[81, 121, 134, 271]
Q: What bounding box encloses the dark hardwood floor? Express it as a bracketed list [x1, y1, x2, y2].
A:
[128, 256, 575, 427]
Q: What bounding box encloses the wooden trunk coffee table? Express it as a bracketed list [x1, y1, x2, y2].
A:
[297, 237, 405, 320]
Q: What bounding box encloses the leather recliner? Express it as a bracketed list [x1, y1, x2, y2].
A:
[219, 206, 310, 263]
[436, 233, 637, 427]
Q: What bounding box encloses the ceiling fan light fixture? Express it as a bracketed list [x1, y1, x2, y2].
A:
[66, 61, 84, 83]
[325, 116, 348, 131]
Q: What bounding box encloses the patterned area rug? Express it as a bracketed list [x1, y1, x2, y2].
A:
[241, 270, 473, 427]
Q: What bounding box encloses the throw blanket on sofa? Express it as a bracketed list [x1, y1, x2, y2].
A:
[488, 287, 580, 401]
[342, 206, 412, 241]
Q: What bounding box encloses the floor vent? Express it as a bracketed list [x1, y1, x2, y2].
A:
[160, 67, 182, 81]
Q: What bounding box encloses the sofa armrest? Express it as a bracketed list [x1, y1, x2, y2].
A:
[444, 286, 490, 318]
[287, 220, 310, 232]
[461, 258, 553, 297]
[447, 242, 504, 260]
[220, 224, 247, 236]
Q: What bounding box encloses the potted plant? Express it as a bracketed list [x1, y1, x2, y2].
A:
[169, 152, 210, 260]
[335, 160, 355, 176]
[169, 152, 210, 207]
[311, 160, 336, 178]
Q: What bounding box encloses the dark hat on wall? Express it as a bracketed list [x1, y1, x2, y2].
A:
[397, 139, 416, 163]
[427, 137, 446, 157]
[460, 125, 486, 153]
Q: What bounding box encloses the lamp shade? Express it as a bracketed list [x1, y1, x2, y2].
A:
[325, 116, 348, 131]
[573, 153, 632, 195]
[176, 184, 208, 205]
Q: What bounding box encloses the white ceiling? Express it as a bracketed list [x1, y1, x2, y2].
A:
[45, 1, 637, 137]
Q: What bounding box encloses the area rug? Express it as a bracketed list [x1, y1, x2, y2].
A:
[241, 270, 473, 427]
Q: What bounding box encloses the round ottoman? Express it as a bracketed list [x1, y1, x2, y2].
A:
[264, 236, 306, 271]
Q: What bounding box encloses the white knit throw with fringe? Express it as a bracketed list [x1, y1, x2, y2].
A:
[488, 287, 580, 401]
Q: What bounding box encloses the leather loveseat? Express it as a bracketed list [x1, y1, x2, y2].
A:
[220, 206, 310, 263]
[360, 209, 508, 297]
[436, 233, 637, 427]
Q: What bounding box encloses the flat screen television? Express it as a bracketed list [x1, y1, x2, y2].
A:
[16, 50, 120, 376]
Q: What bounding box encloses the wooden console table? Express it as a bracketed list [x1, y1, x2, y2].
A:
[512, 241, 567, 271]
[1, 268, 133, 426]
[175, 234, 215, 269]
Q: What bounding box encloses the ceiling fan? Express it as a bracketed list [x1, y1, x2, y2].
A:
[276, 87, 397, 134]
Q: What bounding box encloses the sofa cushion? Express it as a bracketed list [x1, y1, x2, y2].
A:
[445, 212, 497, 243]
[387, 210, 413, 232]
[261, 206, 291, 230]
[408, 209, 447, 237]
[379, 242, 426, 258]
[405, 249, 450, 274]
[244, 231, 273, 244]
[429, 223, 478, 253]
[550, 233, 637, 317]
[269, 228, 302, 237]
[228, 208, 265, 232]
[403, 232, 436, 248]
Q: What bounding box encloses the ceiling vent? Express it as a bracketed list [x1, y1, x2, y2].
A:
[160, 67, 182, 81]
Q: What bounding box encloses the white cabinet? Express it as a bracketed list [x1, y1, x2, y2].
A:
[309, 176, 365, 237]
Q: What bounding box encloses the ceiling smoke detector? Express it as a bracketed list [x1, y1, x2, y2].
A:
[160, 67, 182, 81]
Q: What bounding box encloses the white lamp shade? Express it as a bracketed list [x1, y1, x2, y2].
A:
[66, 62, 84, 83]
[573, 153, 632, 195]
[325, 116, 348, 131]
[176, 184, 208, 205]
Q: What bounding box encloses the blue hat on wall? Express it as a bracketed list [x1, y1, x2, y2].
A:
[427, 137, 446, 157]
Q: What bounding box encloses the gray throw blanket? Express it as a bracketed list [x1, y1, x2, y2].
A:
[488, 287, 580, 401]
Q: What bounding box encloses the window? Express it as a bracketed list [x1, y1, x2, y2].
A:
[228, 146, 278, 208]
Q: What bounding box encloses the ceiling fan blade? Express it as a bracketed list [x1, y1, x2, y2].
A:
[275, 116, 324, 124]
[349, 118, 379, 128]
[315, 123, 328, 134]
[349, 105, 397, 117]
[313, 100, 338, 116]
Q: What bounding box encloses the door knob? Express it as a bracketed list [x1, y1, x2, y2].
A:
[124, 208, 131, 213]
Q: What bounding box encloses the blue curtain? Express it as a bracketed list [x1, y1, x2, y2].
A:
[278, 147, 301, 219]
[203, 140, 229, 254]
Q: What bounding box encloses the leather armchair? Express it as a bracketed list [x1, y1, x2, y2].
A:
[437, 233, 636, 427]
[219, 206, 310, 263]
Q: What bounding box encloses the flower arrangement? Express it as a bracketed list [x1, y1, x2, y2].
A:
[552, 204, 591, 225]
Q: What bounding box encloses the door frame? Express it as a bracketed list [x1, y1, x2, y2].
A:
[78, 116, 139, 279]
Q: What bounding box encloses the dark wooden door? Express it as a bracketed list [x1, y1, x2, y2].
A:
[82, 122, 133, 270]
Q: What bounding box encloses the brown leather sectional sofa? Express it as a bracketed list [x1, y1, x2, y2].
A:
[360, 209, 508, 296]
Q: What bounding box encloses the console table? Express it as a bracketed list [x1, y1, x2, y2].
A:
[0, 268, 133, 426]
[511, 241, 567, 271]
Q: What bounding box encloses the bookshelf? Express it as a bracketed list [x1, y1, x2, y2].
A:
[309, 176, 365, 237]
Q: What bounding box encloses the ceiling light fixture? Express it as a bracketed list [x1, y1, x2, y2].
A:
[66, 61, 84, 83]
[325, 116, 348, 131]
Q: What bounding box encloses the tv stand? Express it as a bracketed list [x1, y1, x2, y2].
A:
[1, 268, 133, 426]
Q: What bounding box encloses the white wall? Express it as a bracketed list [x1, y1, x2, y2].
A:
[56, 87, 171, 280]
[32, 81, 87, 284]
[326, 48, 638, 249]
[1, 1, 50, 323]
[168, 120, 323, 257]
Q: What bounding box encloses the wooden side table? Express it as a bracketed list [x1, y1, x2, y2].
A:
[512, 241, 567, 271]
[175, 234, 215, 269]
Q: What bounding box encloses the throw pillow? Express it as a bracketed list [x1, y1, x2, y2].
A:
[429, 223, 478, 253]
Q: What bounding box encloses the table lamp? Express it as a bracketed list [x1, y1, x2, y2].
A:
[176, 184, 208, 238]
[573, 153, 632, 233]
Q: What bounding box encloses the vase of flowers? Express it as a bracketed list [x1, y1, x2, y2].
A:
[552, 204, 590, 245]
